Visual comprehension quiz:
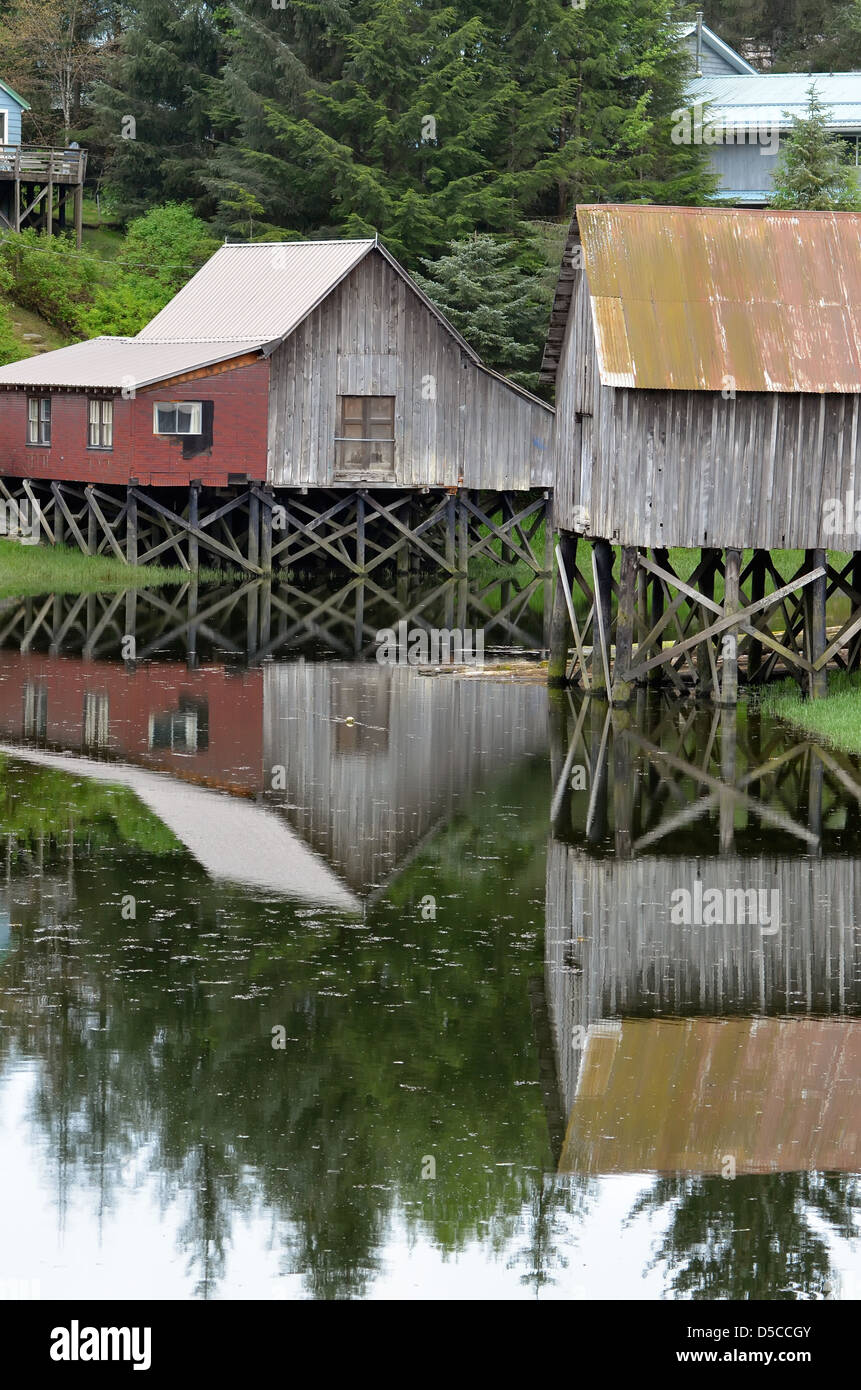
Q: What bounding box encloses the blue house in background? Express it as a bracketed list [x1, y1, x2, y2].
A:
[0, 78, 87, 245]
[0, 76, 29, 146]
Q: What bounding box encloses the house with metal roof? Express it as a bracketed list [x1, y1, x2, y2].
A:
[0, 237, 552, 494]
[687, 71, 861, 204]
[544, 203, 861, 700]
[678, 15, 757, 78]
[675, 17, 861, 204]
[0, 77, 88, 244]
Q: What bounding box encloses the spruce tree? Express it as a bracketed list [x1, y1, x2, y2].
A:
[91, 0, 222, 220]
[413, 234, 551, 388]
[770, 85, 861, 210]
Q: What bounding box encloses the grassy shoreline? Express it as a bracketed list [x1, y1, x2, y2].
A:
[0, 540, 213, 598]
[761, 672, 861, 756]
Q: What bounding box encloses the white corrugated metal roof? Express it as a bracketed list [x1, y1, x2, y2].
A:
[0, 337, 256, 389]
[136, 239, 376, 344]
[688, 73, 861, 128]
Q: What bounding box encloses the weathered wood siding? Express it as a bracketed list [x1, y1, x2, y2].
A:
[267, 249, 554, 490]
[545, 838, 861, 1112]
[263, 661, 548, 896]
[554, 267, 861, 548]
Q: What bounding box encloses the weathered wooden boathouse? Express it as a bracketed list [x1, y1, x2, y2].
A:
[0, 238, 554, 578]
[545, 204, 861, 700]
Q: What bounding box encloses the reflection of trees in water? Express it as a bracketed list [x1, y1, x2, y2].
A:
[0, 760, 553, 1299]
[629, 1173, 860, 1300]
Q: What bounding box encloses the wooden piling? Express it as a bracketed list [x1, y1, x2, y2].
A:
[612, 546, 638, 704]
[591, 539, 613, 697]
[720, 547, 741, 705]
[548, 533, 577, 685]
[805, 547, 828, 698]
[125, 487, 138, 566]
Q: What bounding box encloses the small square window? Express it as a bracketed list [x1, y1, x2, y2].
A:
[88, 398, 113, 449]
[153, 401, 203, 436]
[26, 396, 51, 445]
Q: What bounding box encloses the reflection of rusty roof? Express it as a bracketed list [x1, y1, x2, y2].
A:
[568, 204, 861, 392]
[559, 1016, 861, 1175]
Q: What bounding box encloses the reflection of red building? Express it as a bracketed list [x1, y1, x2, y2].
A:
[0, 653, 263, 794]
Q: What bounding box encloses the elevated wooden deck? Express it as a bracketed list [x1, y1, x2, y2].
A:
[0, 146, 87, 184]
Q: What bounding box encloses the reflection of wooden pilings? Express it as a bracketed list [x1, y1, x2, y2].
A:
[591, 538, 613, 697]
[719, 704, 737, 854]
[612, 720, 633, 857]
[586, 701, 610, 843]
[721, 547, 741, 705]
[612, 546, 637, 704]
[805, 547, 828, 699]
[808, 748, 824, 849]
[548, 533, 577, 685]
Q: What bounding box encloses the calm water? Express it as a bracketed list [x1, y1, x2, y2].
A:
[0, 581, 858, 1300]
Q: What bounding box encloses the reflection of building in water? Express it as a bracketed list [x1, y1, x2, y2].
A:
[264, 662, 547, 898]
[0, 650, 547, 906]
[545, 699, 861, 1175]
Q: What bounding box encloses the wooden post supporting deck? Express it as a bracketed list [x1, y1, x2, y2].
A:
[747, 550, 766, 680]
[720, 547, 741, 705]
[125, 487, 137, 566]
[548, 533, 578, 685]
[648, 547, 669, 685]
[612, 546, 638, 704]
[591, 539, 613, 697]
[805, 547, 828, 698]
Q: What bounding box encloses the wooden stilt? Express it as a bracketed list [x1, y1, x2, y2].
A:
[260, 489, 273, 573]
[188, 484, 200, 572]
[612, 546, 637, 704]
[247, 489, 260, 571]
[591, 539, 613, 697]
[748, 549, 766, 681]
[125, 487, 138, 566]
[719, 704, 736, 854]
[356, 493, 366, 574]
[696, 548, 720, 686]
[548, 533, 577, 685]
[721, 547, 741, 705]
[805, 547, 828, 698]
[648, 547, 669, 685]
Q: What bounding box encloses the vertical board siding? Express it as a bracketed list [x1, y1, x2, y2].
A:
[267, 249, 554, 490]
[555, 278, 861, 548]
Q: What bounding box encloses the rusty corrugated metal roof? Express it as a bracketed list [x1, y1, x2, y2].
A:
[570, 204, 861, 392]
[559, 1015, 861, 1175]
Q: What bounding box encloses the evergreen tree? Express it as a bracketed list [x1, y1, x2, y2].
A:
[413, 233, 551, 388]
[90, 0, 222, 220]
[770, 85, 861, 210]
[206, 0, 714, 258]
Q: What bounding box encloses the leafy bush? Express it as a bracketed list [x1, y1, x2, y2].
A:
[114, 203, 218, 294]
[0, 230, 98, 335]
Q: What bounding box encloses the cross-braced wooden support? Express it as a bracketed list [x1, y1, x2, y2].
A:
[550, 536, 857, 703]
[0, 571, 547, 666]
[0, 478, 553, 582]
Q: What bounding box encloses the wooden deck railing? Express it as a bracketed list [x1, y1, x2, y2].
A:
[0, 146, 87, 182]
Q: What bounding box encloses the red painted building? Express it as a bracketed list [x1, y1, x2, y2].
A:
[0, 239, 553, 492]
[0, 344, 270, 489]
[0, 651, 263, 792]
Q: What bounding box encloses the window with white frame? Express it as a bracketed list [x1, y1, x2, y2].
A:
[153, 401, 203, 436]
[0, 111, 7, 146]
[26, 396, 51, 445]
[88, 398, 113, 449]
